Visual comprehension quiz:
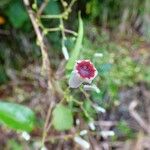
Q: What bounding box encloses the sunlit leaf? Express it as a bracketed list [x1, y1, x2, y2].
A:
[0, 101, 36, 132]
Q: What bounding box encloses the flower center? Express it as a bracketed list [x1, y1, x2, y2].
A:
[76, 61, 96, 79]
[79, 65, 90, 77]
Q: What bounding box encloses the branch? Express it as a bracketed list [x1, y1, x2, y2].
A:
[129, 100, 150, 134]
[23, 0, 55, 147]
[37, 0, 49, 16]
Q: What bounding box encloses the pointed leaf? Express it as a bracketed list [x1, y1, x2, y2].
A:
[66, 12, 84, 70]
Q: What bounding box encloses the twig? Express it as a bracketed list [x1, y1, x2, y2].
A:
[37, 0, 49, 16]
[64, 29, 78, 36]
[129, 100, 150, 134]
[23, 0, 55, 147]
[44, 27, 60, 32]
[40, 0, 77, 19]
[23, 0, 78, 147]
[41, 14, 62, 19]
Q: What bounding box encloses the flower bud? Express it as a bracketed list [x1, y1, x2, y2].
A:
[74, 136, 90, 149]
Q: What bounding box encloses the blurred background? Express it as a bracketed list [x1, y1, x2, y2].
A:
[0, 0, 150, 149]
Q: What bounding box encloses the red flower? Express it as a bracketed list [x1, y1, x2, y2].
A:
[76, 60, 97, 79]
[69, 60, 98, 88]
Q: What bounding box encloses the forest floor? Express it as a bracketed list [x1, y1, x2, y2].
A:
[0, 33, 150, 150]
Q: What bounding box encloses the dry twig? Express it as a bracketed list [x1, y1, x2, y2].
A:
[23, 0, 55, 147]
[129, 100, 150, 134]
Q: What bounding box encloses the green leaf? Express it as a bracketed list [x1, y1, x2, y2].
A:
[66, 12, 84, 70]
[44, 1, 60, 15]
[6, 1, 28, 28]
[52, 104, 73, 131]
[83, 100, 96, 120]
[0, 101, 36, 132]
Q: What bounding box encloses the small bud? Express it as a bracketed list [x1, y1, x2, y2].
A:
[100, 130, 115, 138]
[88, 121, 96, 131]
[43, 29, 48, 35]
[41, 146, 48, 150]
[32, 3, 37, 10]
[69, 60, 98, 88]
[74, 136, 90, 149]
[92, 104, 106, 113]
[62, 46, 69, 60]
[83, 84, 100, 93]
[76, 119, 80, 125]
[62, 1, 68, 7]
[21, 132, 30, 141]
[80, 130, 88, 136]
[94, 53, 103, 57]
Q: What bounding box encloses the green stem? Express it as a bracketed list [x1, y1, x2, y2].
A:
[41, 14, 62, 19]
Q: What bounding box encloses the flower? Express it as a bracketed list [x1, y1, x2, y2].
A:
[69, 60, 98, 88]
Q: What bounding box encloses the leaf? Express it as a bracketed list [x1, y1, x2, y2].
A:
[0, 101, 36, 132]
[52, 104, 73, 131]
[83, 100, 96, 120]
[6, 1, 28, 28]
[44, 1, 60, 15]
[66, 12, 84, 70]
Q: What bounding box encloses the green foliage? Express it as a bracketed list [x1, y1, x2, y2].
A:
[0, 65, 8, 84]
[0, 101, 36, 132]
[5, 0, 28, 28]
[82, 31, 144, 102]
[66, 13, 84, 70]
[86, 0, 102, 18]
[0, 0, 11, 7]
[98, 63, 113, 76]
[52, 104, 73, 131]
[7, 140, 23, 150]
[143, 67, 150, 84]
[83, 100, 96, 121]
[116, 120, 135, 139]
[44, 0, 60, 15]
[0, 0, 149, 147]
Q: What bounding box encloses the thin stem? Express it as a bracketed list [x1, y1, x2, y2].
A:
[64, 29, 78, 36]
[71, 99, 91, 120]
[80, 87, 90, 101]
[81, 105, 91, 120]
[40, 0, 77, 19]
[23, 0, 55, 148]
[60, 18, 66, 43]
[41, 101, 54, 147]
[60, 17, 69, 60]
[41, 14, 62, 19]
[45, 27, 60, 32]
[62, 0, 77, 16]
[37, 0, 49, 16]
